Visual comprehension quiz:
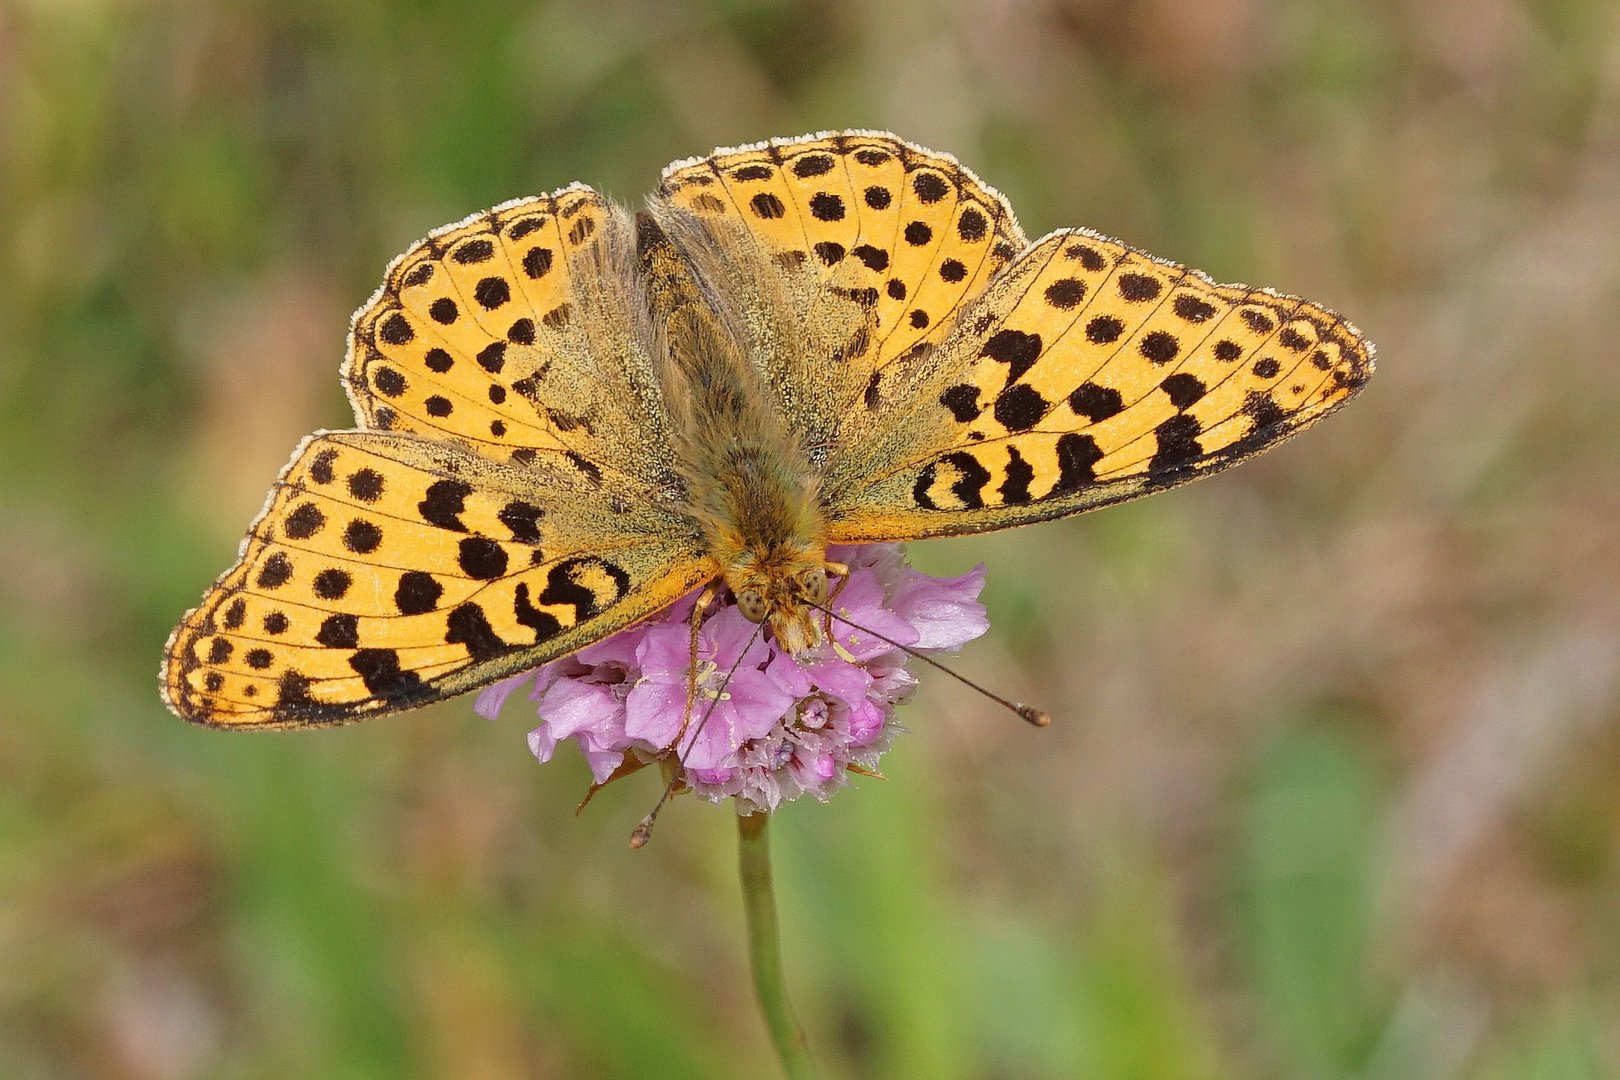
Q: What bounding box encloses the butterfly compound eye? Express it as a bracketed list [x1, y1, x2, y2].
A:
[736, 588, 769, 623]
[799, 568, 829, 605]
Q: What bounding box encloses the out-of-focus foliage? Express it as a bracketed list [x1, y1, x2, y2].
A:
[3, 1, 1619, 1076]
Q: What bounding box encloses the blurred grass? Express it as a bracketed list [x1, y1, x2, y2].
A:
[4, 0, 1620, 1076]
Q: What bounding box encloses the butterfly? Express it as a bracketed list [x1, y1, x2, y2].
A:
[161, 131, 1373, 729]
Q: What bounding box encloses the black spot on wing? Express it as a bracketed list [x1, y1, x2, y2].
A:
[565, 452, 602, 486]
[999, 446, 1034, 504]
[1241, 308, 1276, 333]
[394, 571, 443, 615]
[348, 469, 385, 502]
[400, 263, 434, 288]
[940, 384, 982, 422]
[312, 568, 351, 600]
[316, 614, 359, 648]
[348, 649, 429, 705]
[793, 153, 835, 177]
[309, 449, 337, 484]
[505, 216, 545, 240]
[912, 172, 949, 203]
[419, 480, 472, 532]
[373, 367, 407, 397]
[751, 192, 786, 219]
[378, 314, 414, 346]
[457, 537, 508, 579]
[1065, 243, 1107, 271]
[1053, 433, 1104, 493]
[256, 552, 293, 589]
[474, 277, 510, 310]
[498, 501, 543, 543]
[1086, 316, 1124, 344]
[993, 384, 1048, 432]
[343, 519, 382, 554]
[273, 671, 316, 717]
[1173, 295, 1216, 323]
[284, 502, 326, 541]
[538, 557, 630, 623]
[452, 239, 494, 264]
[980, 330, 1043, 384]
[958, 208, 988, 241]
[513, 583, 562, 640]
[1068, 382, 1123, 422]
[809, 192, 845, 221]
[521, 247, 553, 279]
[1224, 392, 1291, 458]
[1161, 373, 1207, 409]
[476, 341, 506, 373]
[1139, 331, 1180, 364]
[446, 603, 506, 661]
[1149, 414, 1203, 476]
[914, 451, 992, 511]
[852, 244, 889, 271]
[1044, 278, 1086, 309]
[1118, 273, 1162, 302]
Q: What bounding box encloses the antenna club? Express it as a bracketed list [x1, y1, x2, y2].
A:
[1018, 704, 1051, 728]
[629, 818, 654, 848]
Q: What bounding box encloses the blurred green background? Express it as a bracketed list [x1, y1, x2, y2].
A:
[5, 0, 1620, 1076]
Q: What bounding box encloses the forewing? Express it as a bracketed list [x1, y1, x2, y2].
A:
[824, 229, 1374, 540]
[658, 131, 1026, 401]
[162, 432, 712, 728]
[345, 189, 676, 491]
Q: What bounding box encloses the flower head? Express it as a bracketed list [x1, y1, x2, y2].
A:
[477, 544, 988, 814]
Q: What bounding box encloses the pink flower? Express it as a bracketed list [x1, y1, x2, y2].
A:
[476, 544, 988, 814]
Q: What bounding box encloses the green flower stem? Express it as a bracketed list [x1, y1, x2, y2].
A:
[737, 811, 817, 1079]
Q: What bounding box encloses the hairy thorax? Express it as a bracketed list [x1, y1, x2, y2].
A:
[640, 210, 834, 654]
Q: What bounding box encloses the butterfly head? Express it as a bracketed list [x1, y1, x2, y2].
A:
[724, 548, 832, 656]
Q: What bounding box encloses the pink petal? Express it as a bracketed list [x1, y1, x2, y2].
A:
[526, 724, 558, 764]
[538, 679, 624, 741]
[475, 671, 537, 720]
[846, 698, 886, 746]
[624, 677, 689, 749]
[892, 565, 989, 650]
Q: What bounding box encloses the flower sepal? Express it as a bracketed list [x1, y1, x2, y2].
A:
[573, 751, 657, 814]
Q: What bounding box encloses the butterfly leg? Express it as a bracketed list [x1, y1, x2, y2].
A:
[679, 586, 718, 743]
[819, 560, 852, 641]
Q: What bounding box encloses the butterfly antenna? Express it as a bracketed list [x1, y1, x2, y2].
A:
[807, 601, 1050, 728]
[629, 619, 767, 849]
